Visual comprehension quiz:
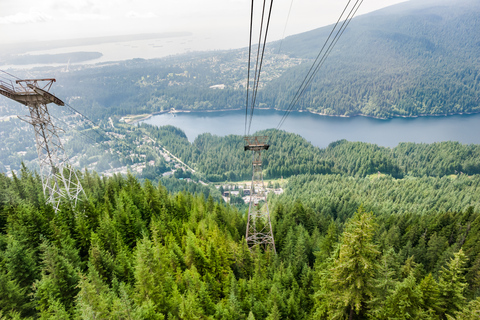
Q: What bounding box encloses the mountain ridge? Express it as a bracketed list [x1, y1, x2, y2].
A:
[262, 0, 480, 118]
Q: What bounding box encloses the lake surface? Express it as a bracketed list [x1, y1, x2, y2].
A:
[141, 109, 480, 148]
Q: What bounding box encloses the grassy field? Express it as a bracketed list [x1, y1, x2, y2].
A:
[122, 114, 151, 124]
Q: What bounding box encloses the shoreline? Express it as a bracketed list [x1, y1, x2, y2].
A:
[130, 107, 480, 124]
[291, 108, 480, 120]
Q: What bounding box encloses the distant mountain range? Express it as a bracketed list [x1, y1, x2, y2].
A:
[262, 0, 480, 118]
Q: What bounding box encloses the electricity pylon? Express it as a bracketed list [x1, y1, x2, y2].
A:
[0, 78, 84, 212]
[244, 136, 276, 252]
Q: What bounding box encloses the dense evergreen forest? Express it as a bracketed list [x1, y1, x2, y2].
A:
[140, 125, 480, 182]
[1, 157, 480, 319]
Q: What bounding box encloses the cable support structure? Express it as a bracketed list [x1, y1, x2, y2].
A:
[0, 70, 138, 173]
[0, 77, 86, 211]
[275, 0, 364, 132]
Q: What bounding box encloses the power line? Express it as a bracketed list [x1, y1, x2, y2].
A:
[245, 0, 275, 136]
[60, 104, 110, 145]
[277, 0, 295, 54]
[50, 114, 101, 146]
[51, 110, 143, 167]
[248, 0, 268, 135]
[64, 101, 98, 129]
[245, 0, 255, 137]
[251, 0, 275, 134]
[59, 105, 137, 155]
[276, 0, 363, 131]
[276, 0, 358, 130]
[0, 69, 21, 80]
[0, 75, 15, 83]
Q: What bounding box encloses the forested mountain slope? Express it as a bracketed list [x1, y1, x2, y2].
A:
[265, 0, 480, 118]
[1, 162, 480, 318]
[142, 125, 480, 182]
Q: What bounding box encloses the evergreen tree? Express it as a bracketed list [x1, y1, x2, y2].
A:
[439, 249, 468, 318]
[418, 273, 443, 317]
[368, 248, 400, 319]
[446, 296, 480, 320]
[34, 240, 80, 314]
[383, 272, 423, 319]
[328, 206, 380, 319]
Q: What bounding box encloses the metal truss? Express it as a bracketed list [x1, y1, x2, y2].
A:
[0, 78, 84, 212]
[244, 136, 276, 252]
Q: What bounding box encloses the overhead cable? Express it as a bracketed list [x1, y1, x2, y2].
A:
[244, 0, 275, 136]
[248, 0, 275, 135]
[0, 69, 21, 80]
[277, 0, 295, 54]
[276, 0, 363, 131]
[248, 0, 269, 136]
[245, 0, 255, 137]
[50, 114, 101, 146]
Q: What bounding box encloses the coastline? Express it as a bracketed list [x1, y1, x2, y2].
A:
[129, 108, 242, 124]
[130, 107, 480, 124]
[293, 109, 480, 120]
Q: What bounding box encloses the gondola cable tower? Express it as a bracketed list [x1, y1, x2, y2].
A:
[244, 0, 276, 252]
[0, 77, 85, 212]
[242, 0, 364, 251]
[244, 136, 276, 252]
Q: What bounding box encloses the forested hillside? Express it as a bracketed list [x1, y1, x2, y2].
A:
[265, 0, 480, 118]
[141, 126, 480, 182]
[1, 159, 480, 319]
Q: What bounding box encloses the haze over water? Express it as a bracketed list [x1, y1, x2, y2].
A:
[142, 109, 480, 148]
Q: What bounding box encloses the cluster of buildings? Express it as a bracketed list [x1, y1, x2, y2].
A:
[217, 183, 284, 204]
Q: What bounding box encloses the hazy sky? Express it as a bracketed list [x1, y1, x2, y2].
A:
[1, 0, 408, 46]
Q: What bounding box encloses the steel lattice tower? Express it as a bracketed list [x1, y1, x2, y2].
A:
[0, 78, 84, 212]
[244, 136, 276, 252]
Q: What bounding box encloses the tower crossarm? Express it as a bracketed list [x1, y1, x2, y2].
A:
[27, 84, 65, 106]
[244, 135, 270, 151]
[0, 79, 64, 106]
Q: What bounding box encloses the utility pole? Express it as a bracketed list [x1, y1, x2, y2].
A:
[0, 78, 84, 212]
[244, 136, 276, 252]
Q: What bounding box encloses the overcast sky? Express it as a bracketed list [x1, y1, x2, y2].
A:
[1, 0, 408, 46]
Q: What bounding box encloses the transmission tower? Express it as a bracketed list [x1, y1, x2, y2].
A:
[0, 78, 84, 212]
[244, 136, 276, 252]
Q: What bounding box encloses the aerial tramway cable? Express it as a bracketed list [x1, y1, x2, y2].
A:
[245, 0, 255, 137]
[277, 0, 295, 54]
[248, 0, 275, 136]
[50, 114, 101, 146]
[0, 69, 20, 80]
[275, 0, 364, 131]
[244, 0, 275, 137]
[248, 0, 268, 135]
